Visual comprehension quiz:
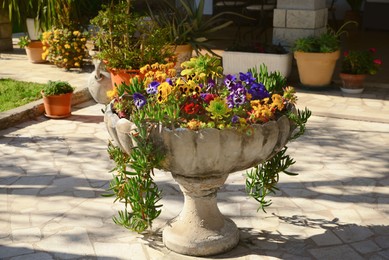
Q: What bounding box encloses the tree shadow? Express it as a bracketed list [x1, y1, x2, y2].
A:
[141, 214, 389, 259]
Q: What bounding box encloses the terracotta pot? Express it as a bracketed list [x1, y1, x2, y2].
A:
[294, 50, 340, 87]
[104, 100, 295, 256]
[171, 44, 193, 73]
[26, 41, 46, 63]
[339, 73, 367, 94]
[41, 91, 73, 119]
[106, 67, 141, 88]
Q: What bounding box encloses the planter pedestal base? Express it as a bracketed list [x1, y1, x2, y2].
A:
[163, 174, 239, 256]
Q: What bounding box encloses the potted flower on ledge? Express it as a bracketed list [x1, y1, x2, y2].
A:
[103, 54, 311, 256]
[339, 48, 382, 94]
[41, 80, 75, 118]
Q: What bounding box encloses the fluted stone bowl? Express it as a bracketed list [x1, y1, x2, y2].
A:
[104, 101, 295, 175]
[152, 116, 293, 176]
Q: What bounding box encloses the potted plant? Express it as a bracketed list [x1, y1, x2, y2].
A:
[90, 0, 174, 88]
[292, 23, 352, 88]
[41, 80, 75, 118]
[339, 48, 382, 94]
[103, 55, 311, 256]
[147, 0, 236, 69]
[41, 27, 89, 70]
[18, 35, 46, 63]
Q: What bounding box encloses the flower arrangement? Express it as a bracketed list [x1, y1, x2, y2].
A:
[42, 28, 89, 69]
[106, 54, 311, 232]
[341, 48, 382, 75]
[112, 55, 301, 130]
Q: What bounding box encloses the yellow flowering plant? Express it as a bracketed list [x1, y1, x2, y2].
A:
[42, 28, 89, 69]
[106, 54, 311, 232]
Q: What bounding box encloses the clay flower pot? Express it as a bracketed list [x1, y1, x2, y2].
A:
[26, 41, 46, 64]
[339, 73, 367, 94]
[294, 50, 340, 87]
[41, 91, 73, 119]
[106, 67, 141, 88]
[104, 101, 295, 256]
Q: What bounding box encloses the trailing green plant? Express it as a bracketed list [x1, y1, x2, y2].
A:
[41, 80, 74, 96]
[246, 147, 297, 212]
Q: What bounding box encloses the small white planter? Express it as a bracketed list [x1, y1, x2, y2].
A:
[222, 51, 293, 78]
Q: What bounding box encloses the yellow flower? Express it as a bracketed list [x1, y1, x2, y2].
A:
[157, 82, 172, 103]
[63, 58, 68, 63]
[168, 68, 176, 78]
[140, 64, 151, 74]
[271, 94, 284, 111]
[107, 88, 118, 100]
[187, 119, 203, 130]
[74, 62, 80, 67]
[250, 100, 274, 122]
[64, 44, 71, 49]
[73, 31, 80, 36]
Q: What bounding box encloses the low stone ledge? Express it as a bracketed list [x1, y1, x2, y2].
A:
[0, 88, 93, 131]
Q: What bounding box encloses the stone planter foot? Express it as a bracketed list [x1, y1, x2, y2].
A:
[163, 174, 239, 256]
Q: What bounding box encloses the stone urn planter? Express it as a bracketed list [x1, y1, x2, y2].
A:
[104, 101, 295, 256]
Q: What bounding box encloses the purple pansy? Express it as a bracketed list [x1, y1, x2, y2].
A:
[248, 82, 269, 100]
[147, 81, 159, 95]
[239, 72, 255, 85]
[227, 86, 247, 108]
[231, 115, 240, 124]
[133, 93, 147, 109]
[224, 74, 237, 91]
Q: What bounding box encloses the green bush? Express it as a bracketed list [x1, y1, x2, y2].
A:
[42, 80, 74, 96]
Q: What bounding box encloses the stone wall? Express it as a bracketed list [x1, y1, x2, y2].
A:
[272, 0, 328, 48]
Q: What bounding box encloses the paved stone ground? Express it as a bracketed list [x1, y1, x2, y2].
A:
[1, 48, 389, 259]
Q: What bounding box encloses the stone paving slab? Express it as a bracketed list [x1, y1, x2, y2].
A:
[0, 101, 388, 259]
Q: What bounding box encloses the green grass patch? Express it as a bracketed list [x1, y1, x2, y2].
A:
[0, 78, 45, 112]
